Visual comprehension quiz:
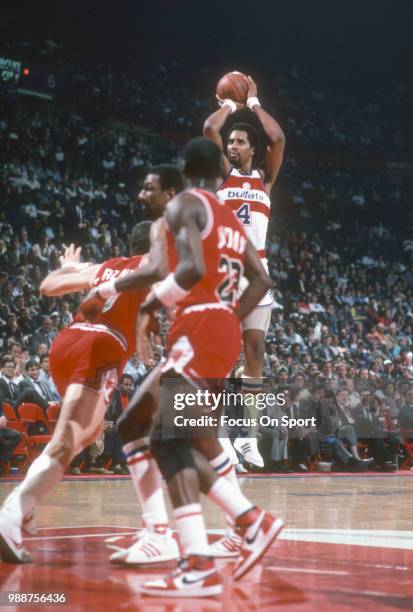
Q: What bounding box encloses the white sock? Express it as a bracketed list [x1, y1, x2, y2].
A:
[174, 503, 210, 556]
[123, 438, 169, 530]
[210, 450, 245, 526]
[4, 454, 63, 524]
[208, 475, 253, 521]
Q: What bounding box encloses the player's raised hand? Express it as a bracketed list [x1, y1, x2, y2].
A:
[216, 95, 245, 111]
[79, 287, 106, 321]
[247, 76, 258, 99]
[59, 243, 82, 267]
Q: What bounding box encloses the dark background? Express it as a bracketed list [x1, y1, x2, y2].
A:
[1, 0, 412, 79]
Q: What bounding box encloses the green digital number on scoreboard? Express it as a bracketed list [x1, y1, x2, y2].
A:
[0, 57, 22, 84]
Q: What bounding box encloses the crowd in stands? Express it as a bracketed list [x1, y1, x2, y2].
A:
[1, 38, 413, 473]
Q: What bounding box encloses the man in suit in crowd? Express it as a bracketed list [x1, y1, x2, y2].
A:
[354, 389, 399, 470]
[318, 387, 363, 470]
[0, 356, 19, 406]
[15, 360, 56, 414]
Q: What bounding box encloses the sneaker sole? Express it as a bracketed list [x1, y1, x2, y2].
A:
[0, 533, 30, 564]
[139, 584, 223, 597]
[233, 518, 284, 580]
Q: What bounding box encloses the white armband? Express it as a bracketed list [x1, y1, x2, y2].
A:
[247, 96, 261, 110]
[98, 278, 119, 299]
[222, 99, 237, 113]
[153, 273, 189, 308]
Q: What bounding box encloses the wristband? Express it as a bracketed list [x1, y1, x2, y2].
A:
[222, 99, 237, 113]
[98, 278, 119, 299]
[247, 96, 261, 110]
[153, 273, 189, 308]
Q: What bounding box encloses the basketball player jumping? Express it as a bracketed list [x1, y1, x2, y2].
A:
[203, 75, 285, 471]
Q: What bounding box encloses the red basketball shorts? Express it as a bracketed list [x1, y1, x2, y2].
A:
[49, 323, 127, 397]
[162, 304, 242, 386]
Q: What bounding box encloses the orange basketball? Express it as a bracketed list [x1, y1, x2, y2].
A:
[216, 71, 249, 104]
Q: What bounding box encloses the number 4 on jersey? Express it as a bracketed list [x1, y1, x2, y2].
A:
[236, 203, 251, 225]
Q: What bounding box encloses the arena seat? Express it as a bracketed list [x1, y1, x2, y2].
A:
[400, 430, 413, 469]
[47, 403, 61, 431]
[18, 403, 53, 457]
[3, 402, 18, 421]
[5, 421, 31, 474]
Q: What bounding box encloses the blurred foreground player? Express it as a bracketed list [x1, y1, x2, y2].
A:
[204, 75, 285, 469]
[81, 165, 183, 564]
[0, 224, 152, 564]
[82, 162, 283, 573]
[135, 138, 283, 597]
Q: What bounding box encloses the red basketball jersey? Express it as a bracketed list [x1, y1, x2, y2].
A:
[165, 188, 247, 315]
[75, 255, 148, 356]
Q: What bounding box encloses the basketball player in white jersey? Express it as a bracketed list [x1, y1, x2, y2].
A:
[203, 76, 285, 470]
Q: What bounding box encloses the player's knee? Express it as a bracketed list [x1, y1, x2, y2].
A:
[190, 437, 221, 461]
[151, 435, 195, 481]
[47, 437, 75, 467]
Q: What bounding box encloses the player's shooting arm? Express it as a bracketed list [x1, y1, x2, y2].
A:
[115, 219, 168, 292]
[236, 240, 272, 322]
[204, 106, 236, 175]
[40, 264, 100, 297]
[246, 76, 285, 188]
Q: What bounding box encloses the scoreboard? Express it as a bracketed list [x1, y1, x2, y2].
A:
[0, 57, 22, 85]
[0, 55, 66, 97]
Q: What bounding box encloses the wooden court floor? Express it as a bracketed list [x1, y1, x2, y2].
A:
[1, 473, 413, 611]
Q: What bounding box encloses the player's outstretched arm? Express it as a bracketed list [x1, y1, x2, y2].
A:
[40, 244, 99, 296]
[235, 239, 272, 322]
[246, 76, 285, 189]
[40, 264, 100, 296]
[79, 219, 168, 321]
[139, 193, 206, 315]
[115, 218, 168, 292]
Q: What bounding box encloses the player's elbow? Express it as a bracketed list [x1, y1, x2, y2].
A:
[268, 128, 285, 146]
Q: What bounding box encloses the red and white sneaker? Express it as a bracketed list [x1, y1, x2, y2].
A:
[0, 508, 31, 564]
[209, 529, 242, 558]
[139, 555, 223, 598]
[233, 507, 284, 580]
[110, 528, 179, 565]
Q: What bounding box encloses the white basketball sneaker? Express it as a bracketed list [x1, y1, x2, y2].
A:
[233, 438, 264, 468]
[139, 555, 222, 598]
[110, 528, 179, 565]
[0, 508, 31, 564]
